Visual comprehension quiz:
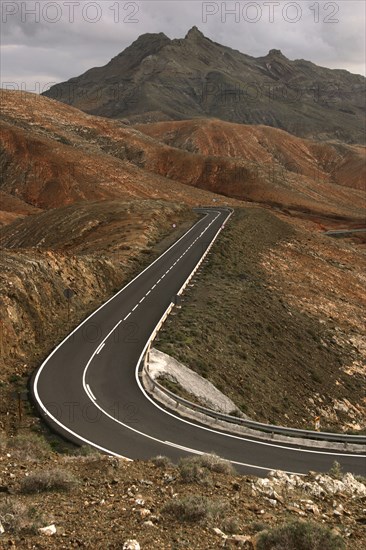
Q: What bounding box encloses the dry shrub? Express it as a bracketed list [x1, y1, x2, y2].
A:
[74, 445, 100, 457]
[162, 494, 227, 523]
[0, 498, 46, 534]
[256, 520, 345, 550]
[179, 459, 212, 485]
[7, 433, 50, 460]
[20, 468, 77, 494]
[197, 453, 235, 475]
[179, 453, 235, 484]
[221, 516, 241, 534]
[151, 455, 173, 468]
[0, 431, 6, 453]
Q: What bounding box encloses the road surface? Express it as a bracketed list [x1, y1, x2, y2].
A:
[32, 208, 365, 476]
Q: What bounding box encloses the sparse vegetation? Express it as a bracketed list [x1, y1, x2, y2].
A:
[178, 453, 235, 485]
[250, 521, 269, 533]
[221, 516, 241, 534]
[74, 444, 100, 457]
[162, 494, 227, 523]
[0, 498, 46, 534]
[255, 520, 346, 550]
[151, 455, 173, 468]
[0, 446, 364, 548]
[157, 208, 365, 432]
[329, 460, 343, 480]
[20, 468, 77, 494]
[179, 458, 213, 485]
[7, 433, 51, 460]
[0, 431, 6, 452]
[197, 453, 235, 475]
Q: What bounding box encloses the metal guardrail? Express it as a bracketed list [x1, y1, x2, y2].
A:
[142, 364, 366, 446]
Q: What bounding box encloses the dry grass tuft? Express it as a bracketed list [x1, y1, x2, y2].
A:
[20, 468, 77, 494]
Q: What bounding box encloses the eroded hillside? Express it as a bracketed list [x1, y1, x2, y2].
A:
[136, 119, 366, 219]
[1, 91, 364, 224]
[0, 94, 225, 212]
[0, 90, 364, 436]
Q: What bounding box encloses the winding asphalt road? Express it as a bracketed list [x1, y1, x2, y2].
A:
[32, 208, 365, 476]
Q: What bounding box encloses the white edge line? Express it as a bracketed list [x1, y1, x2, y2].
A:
[133, 211, 366, 460]
[96, 342, 105, 355]
[77, 210, 284, 474]
[86, 384, 96, 401]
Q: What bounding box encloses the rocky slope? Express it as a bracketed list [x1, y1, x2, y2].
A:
[0, 90, 365, 433]
[43, 27, 366, 144]
[0, 91, 226, 212]
[0, 433, 365, 549]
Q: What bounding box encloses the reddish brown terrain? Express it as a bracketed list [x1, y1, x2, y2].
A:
[0, 91, 228, 212]
[136, 119, 366, 220]
[0, 89, 365, 431]
[1, 91, 365, 225]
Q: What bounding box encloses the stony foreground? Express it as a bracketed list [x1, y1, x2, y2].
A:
[0, 433, 365, 549]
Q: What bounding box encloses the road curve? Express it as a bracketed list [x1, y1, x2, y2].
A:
[32, 208, 366, 476]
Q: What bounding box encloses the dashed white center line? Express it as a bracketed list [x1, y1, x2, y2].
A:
[117, 214, 223, 321]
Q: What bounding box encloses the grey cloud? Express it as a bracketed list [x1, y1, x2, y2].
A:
[1, 0, 365, 91]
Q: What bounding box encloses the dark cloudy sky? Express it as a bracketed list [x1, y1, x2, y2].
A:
[1, 0, 365, 93]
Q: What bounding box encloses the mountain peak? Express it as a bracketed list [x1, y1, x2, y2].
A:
[131, 31, 170, 48]
[267, 49, 286, 58]
[114, 31, 171, 66]
[185, 26, 205, 41]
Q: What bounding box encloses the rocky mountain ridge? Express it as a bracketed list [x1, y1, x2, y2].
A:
[44, 27, 366, 143]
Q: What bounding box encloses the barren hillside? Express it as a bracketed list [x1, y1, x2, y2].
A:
[137, 119, 366, 218]
[0, 91, 230, 213]
[1, 91, 365, 224]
